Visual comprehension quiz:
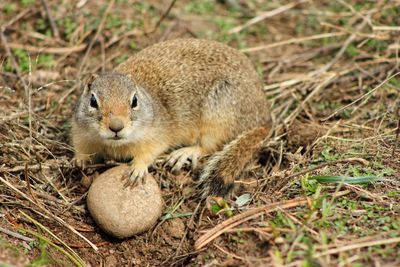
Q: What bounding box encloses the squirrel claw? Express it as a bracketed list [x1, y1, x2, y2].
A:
[122, 165, 148, 188]
[166, 146, 201, 172]
[73, 158, 88, 170]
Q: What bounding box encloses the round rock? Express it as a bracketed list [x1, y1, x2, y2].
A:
[87, 165, 163, 238]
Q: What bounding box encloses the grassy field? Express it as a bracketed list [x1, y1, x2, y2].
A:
[0, 0, 399, 266]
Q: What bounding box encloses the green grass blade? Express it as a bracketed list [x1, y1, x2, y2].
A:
[23, 229, 83, 267]
[309, 175, 382, 184]
[20, 211, 85, 267]
[160, 212, 193, 220]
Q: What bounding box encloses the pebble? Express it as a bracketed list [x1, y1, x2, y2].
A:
[87, 165, 163, 238]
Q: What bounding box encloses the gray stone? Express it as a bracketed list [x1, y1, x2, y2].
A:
[87, 165, 163, 238]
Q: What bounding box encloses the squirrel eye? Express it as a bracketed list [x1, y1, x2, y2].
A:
[131, 95, 138, 109]
[90, 94, 98, 109]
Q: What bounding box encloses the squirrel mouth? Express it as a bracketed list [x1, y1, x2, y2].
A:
[111, 135, 122, 140]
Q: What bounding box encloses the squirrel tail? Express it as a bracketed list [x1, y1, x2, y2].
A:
[199, 126, 270, 197]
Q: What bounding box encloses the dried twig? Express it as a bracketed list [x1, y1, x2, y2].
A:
[105, 29, 144, 49]
[175, 201, 202, 255]
[392, 105, 400, 157]
[2, 8, 32, 29]
[195, 197, 309, 250]
[0, 31, 29, 95]
[373, 25, 400, 31]
[323, 72, 400, 121]
[315, 237, 400, 257]
[314, 17, 369, 75]
[77, 0, 115, 75]
[24, 163, 37, 204]
[344, 184, 384, 202]
[0, 176, 99, 251]
[7, 42, 87, 54]
[213, 244, 250, 261]
[99, 35, 106, 73]
[151, 0, 177, 33]
[0, 226, 35, 242]
[0, 105, 46, 123]
[229, 0, 308, 34]
[40, 0, 60, 38]
[283, 157, 369, 181]
[242, 32, 346, 53]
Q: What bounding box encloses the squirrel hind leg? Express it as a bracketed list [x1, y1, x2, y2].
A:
[199, 153, 236, 198]
[199, 149, 236, 198]
[199, 126, 269, 198]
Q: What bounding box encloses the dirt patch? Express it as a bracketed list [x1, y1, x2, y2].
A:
[286, 120, 328, 149]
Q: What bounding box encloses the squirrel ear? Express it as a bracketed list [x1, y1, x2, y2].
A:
[83, 73, 98, 94]
[87, 73, 98, 89]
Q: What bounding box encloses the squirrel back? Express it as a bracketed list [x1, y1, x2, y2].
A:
[115, 39, 266, 131]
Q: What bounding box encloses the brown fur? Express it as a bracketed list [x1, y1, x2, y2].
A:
[199, 126, 270, 196]
[72, 38, 271, 195]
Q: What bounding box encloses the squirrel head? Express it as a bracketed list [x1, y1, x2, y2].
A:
[74, 73, 154, 146]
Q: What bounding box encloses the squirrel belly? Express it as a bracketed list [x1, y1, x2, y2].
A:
[71, 38, 271, 196]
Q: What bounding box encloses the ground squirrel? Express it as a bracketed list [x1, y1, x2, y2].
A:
[72, 38, 271, 196]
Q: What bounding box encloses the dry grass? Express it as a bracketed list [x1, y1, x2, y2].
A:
[0, 0, 399, 266]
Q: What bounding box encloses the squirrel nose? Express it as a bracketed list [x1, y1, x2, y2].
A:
[109, 118, 124, 133]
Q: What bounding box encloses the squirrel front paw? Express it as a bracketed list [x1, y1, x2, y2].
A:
[73, 157, 90, 170]
[122, 162, 149, 188]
